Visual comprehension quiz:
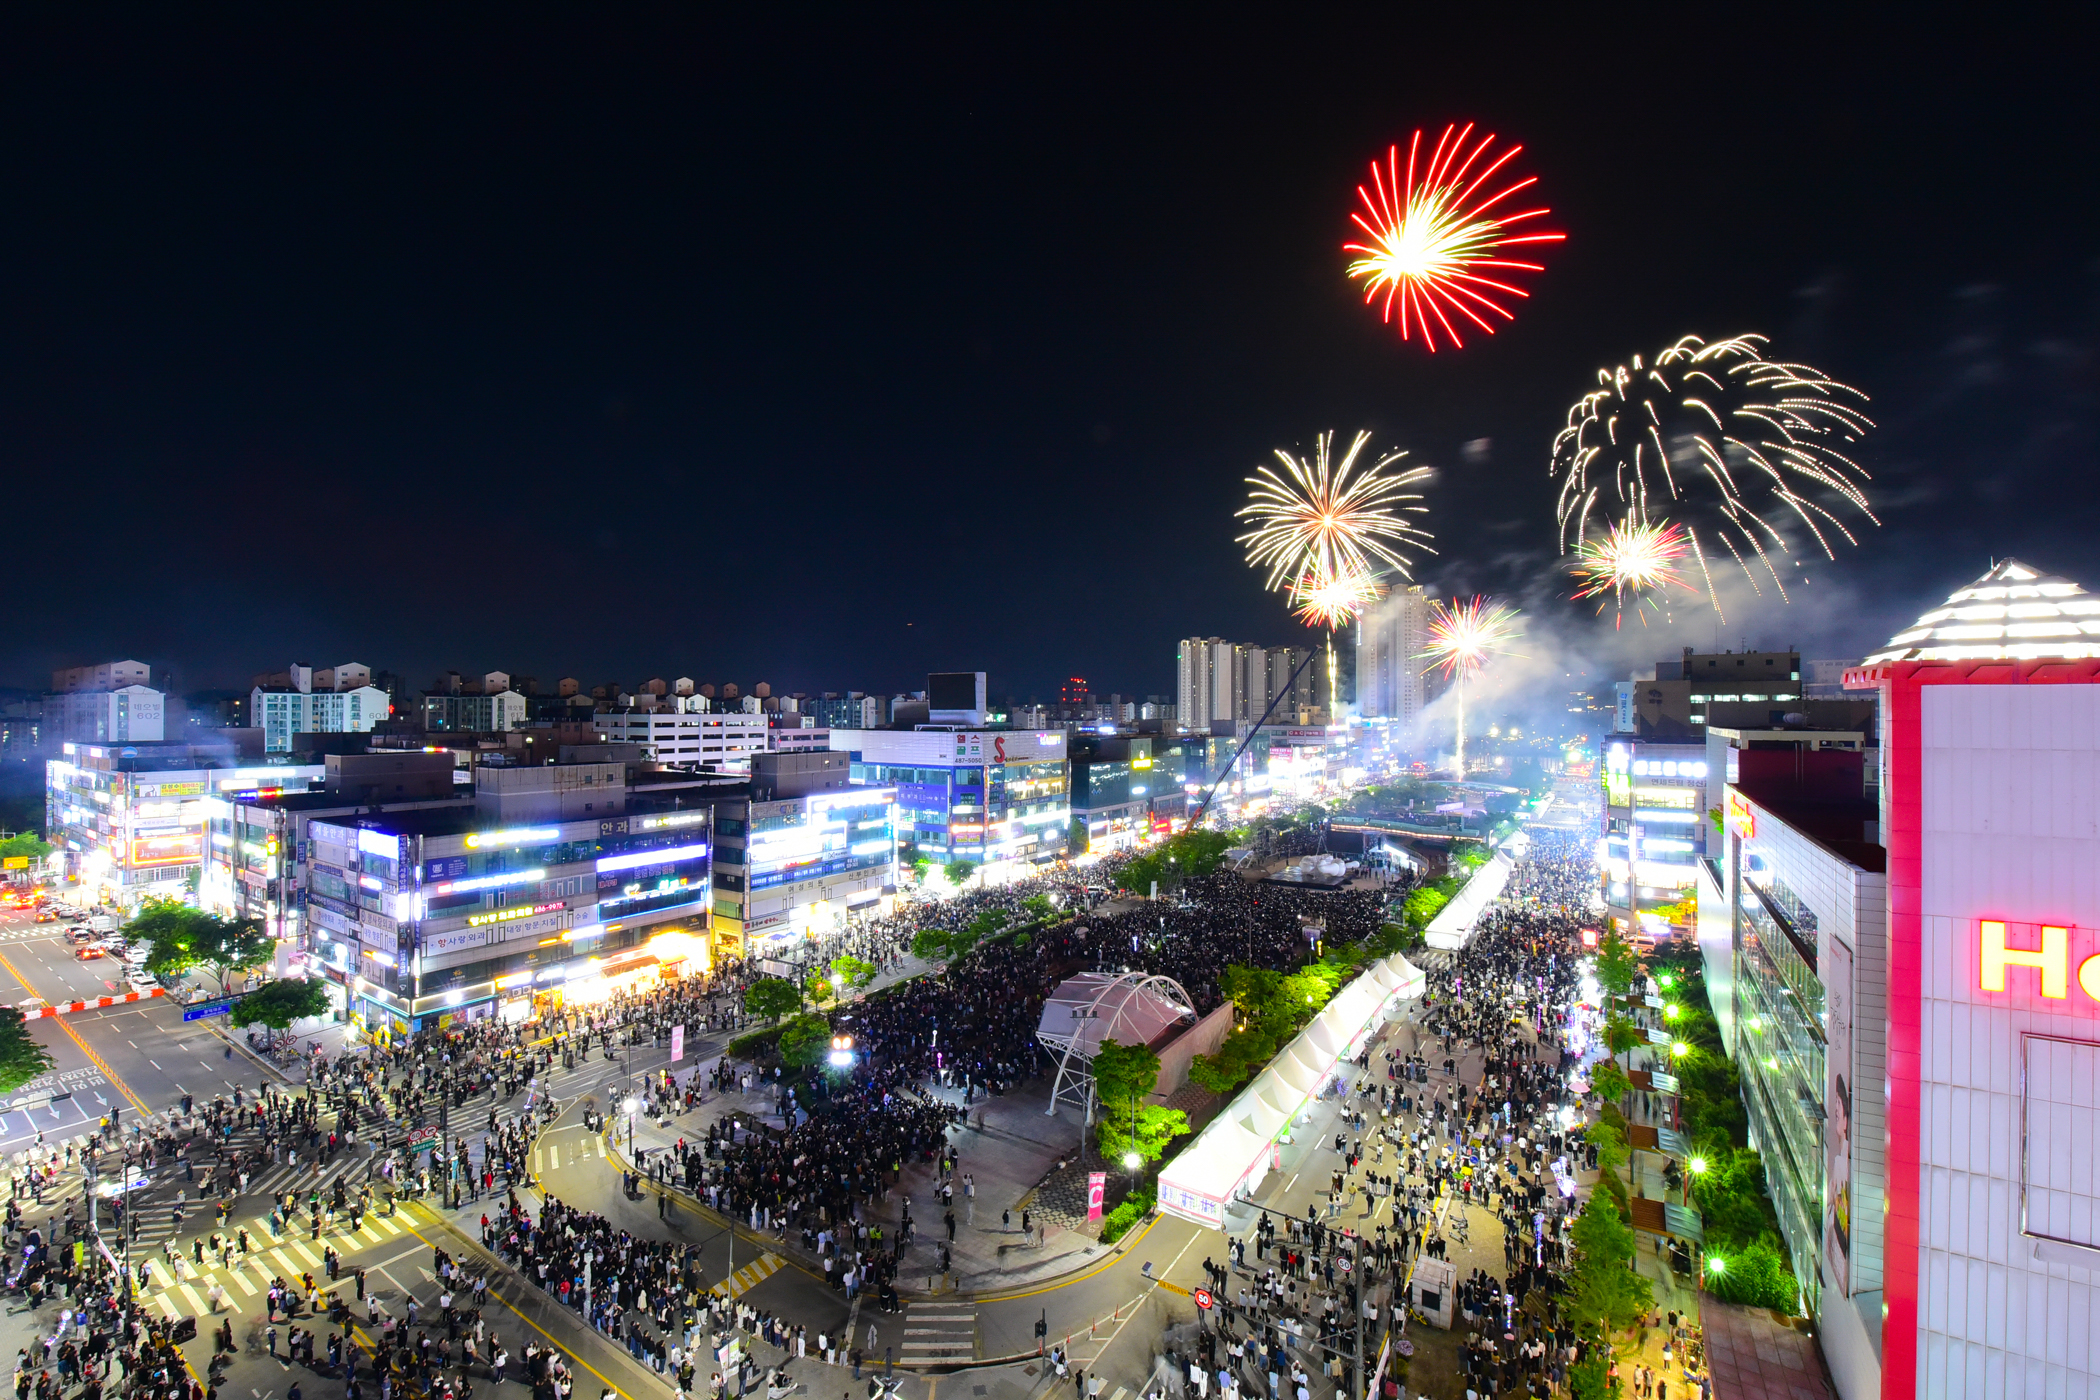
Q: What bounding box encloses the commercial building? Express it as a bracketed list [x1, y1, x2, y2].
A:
[47, 741, 323, 906]
[44, 661, 164, 746]
[251, 663, 393, 752]
[1356, 585, 1432, 728]
[1707, 742, 1886, 1366]
[1599, 739, 1712, 937]
[300, 760, 713, 1037]
[594, 707, 769, 770]
[831, 726, 1068, 876]
[1832, 559, 2100, 1399]
[1068, 735, 1156, 854]
[709, 752, 897, 954]
[200, 751, 469, 940]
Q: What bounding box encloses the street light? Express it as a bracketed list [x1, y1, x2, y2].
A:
[829, 1034, 855, 1069]
[622, 1096, 639, 1156]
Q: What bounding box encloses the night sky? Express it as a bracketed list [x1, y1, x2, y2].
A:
[3, 12, 2094, 704]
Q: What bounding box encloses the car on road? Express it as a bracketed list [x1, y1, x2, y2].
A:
[32, 910, 56, 923]
[73, 946, 105, 961]
[65, 926, 95, 943]
[125, 974, 158, 995]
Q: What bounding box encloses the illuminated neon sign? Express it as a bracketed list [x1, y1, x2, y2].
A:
[465, 826, 561, 850]
[430, 867, 546, 896]
[1977, 920, 2089, 999]
[1725, 791, 1756, 840]
[595, 841, 708, 874]
[467, 901, 566, 927]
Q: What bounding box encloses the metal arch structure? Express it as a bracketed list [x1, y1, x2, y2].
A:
[1036, 970, 1198, 1118]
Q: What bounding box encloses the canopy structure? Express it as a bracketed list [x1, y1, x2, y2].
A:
[1864, 558, 2100, 664]
[1423, 849, 1516, 951]
[1156, 952, 1422, 1229]
[1036, 970, 1196, 1115]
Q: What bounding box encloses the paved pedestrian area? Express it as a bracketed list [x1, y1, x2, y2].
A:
[1701, 1299, 1833, 1400]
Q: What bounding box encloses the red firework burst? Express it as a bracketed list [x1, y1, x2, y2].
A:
[1343, 124, 1564, 351]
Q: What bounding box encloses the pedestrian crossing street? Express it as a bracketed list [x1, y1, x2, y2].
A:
[530, 1132, 609, 1176]
[120, 1142, 373, 1257]
[711, 1251, 784, 1300]
[136, 1198, 439, 1319]
[898, 1300, 976, 1360]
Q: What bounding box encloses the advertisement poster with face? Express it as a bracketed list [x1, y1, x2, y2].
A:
[1825, 935, 1854, 1296]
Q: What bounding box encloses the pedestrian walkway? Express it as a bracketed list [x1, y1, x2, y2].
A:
[899, 1299, 977, 1361]
[131, 1197, 441, 1318]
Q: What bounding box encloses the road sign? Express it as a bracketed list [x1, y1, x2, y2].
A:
[1192, 1287, 1214, 1310]
[182, 994, 247, 1022]
[406, 1131, 439, 1154]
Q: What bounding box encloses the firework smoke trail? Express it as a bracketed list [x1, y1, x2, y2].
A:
[1343, 124, 1565, 351]
[1548, 334, 1876, 616]
[1237, 430, 1435, 593]
[1420, 596, 1521, 776]
[1569, 519, 1695, 629]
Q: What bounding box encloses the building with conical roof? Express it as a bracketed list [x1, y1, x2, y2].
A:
[1839, 560, 2100, 1399]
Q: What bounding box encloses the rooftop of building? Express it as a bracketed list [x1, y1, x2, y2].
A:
[1866, 557, 2100, 664]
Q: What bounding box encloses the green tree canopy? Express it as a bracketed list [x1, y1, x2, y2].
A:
[829, 955, 877, 993]
[945, 859, 978, 889]
[743, 977, 802, 1023]
[1091, 1039, 1162, 1122]
[1602, 1013, 1644, 1068]
[1564, 1187, 1653, 1337]
[228, 977, 330, 1032]
[123, 898, 273, 993]
[1120, 828, 1238, 895]
[1593, 926, 1640, 1000]
[0, 1007, 55, 1095]
[777, 1013, 833, 1070]
[0, 833, 53, 863]
[1098, 1103, 1190, 1167]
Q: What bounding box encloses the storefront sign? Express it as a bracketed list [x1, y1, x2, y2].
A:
[424, 928, 489, 957]
[1977, 920, 2095, 1000]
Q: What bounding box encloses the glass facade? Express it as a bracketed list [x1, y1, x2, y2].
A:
[850, 756, 1067, 863]
[1732, 836, 1828, 1308]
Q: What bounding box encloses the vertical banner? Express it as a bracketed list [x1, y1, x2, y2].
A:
[1086, 1172, 1106, 1222]
[1824, 936, 1854, 1296]
[671, 1025, 685, 1063]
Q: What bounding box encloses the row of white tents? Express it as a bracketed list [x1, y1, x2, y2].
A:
[1421, 827, 1531, 951]
[1155, 951, 1426, 1229]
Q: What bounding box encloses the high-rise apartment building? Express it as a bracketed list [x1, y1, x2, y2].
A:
[1356, 586, 1431, 726]
[1177, 638, 1224, 732]
[44, 660, 165, 747]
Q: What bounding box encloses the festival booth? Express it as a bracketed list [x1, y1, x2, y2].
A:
[1156, 952, 1424, 1229]
[1422, 848, 1517, 951]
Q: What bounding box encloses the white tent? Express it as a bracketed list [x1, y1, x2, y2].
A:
[1423, 850, 1516, 951]
[1157, 948, 1429, 1229]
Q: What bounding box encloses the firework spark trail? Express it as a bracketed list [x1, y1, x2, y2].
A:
[1548, 334, 1876, 615]
[1236, 429, 1435, 591]
[1343, 124, 1565, 351]
[1570, 518, 1695, 628]
[1289, 564, 1383, 630]
[1419, 596, 1520, 775]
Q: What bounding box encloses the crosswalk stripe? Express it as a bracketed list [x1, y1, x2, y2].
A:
[550, 1144, 561, 1170]
[595, 1137, 606, 1158]
[227, 1271, 258, 1297]
[175, 1284, 206, 1315]
[286, 1240, 322, 1267]
[155, 1294, 178, 1319]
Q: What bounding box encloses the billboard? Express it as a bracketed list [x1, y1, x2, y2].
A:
[130, 832, 204, 867]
